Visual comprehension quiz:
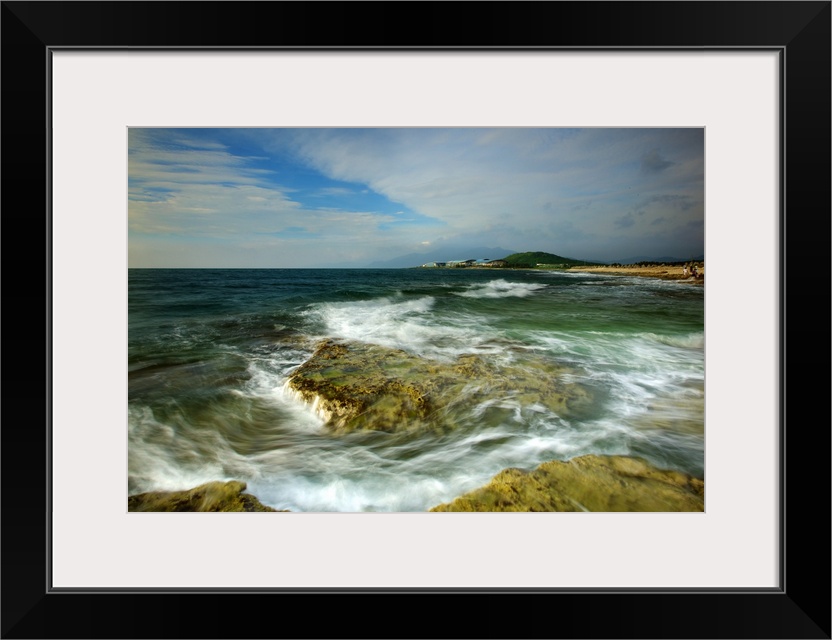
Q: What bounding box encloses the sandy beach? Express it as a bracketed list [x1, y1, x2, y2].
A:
[569, 264, 704, 284]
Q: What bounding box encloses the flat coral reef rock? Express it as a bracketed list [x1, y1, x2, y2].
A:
[127, 480, 282, 512]
[286, 339, 592, 435]
[429, 454, 704, 512]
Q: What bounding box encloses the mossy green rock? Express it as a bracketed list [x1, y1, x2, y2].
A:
[128, 480, 282, 512]
[287, 340, 592, 435]
[430, 454, 704, 512]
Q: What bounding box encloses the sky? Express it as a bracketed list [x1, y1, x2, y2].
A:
[128, 128, 704, 268]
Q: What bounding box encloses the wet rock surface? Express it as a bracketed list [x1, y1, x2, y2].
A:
[286, 339, 592, 434]
[126, 455, 704, 512]
[127, 480, 283, 512]
[429, 454, 704, 512]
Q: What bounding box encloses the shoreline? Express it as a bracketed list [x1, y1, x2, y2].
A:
[414, 263, 704, 284]
[568, 264, 704, 283]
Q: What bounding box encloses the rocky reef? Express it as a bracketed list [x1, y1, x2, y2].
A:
[126, 456, 703, 512]
[429, 454, 704, 512]
[127, 480, 283, 512]
[285, 339, 592, 434]
[128, 341, 702, 512]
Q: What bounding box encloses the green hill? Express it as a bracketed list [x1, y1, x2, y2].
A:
[500, 251, 596, 268]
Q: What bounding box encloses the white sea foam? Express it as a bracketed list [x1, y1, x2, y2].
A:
[530, 330, 703, 370]
[303, 295, 502, 360]
[129, 355, 699, 511]
[128, 404, 261, 495]
[249, 472, 455, 513]
[129, 269, 705, 512]
[238, 410, 667, 512]
[454, 278, 547, 299]
[648, 331, 705, 349]
[253, 430, 614, 511]
[232, 351, 328, 434]
[525, 328, 704, 434]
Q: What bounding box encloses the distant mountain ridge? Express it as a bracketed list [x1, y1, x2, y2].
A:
[366, 246, 517, 268]
[366, 249, 704, 269]
[501, 251, 596, 267]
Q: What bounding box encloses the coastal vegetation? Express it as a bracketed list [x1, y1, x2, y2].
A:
[415, 248, 706, 284]
[499, 251, 597, 268]
[416, 250, 703, 272]
[418, 250, 598, 269]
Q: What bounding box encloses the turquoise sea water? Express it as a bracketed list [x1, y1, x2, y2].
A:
[128, 268, 704, 511]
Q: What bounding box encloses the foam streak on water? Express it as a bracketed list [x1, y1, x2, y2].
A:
[455, 278, 548, 298]
[128, 268, 705, 511]
[303, 294, 505, 360]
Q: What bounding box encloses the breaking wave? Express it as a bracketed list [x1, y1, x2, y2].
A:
[455, 278, 547, 298]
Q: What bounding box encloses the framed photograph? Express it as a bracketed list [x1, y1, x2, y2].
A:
[3, 2, 829, 638]
[124, 124, 709, 519]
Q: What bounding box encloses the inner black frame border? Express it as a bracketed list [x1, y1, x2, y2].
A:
[2, 2, 829, 638]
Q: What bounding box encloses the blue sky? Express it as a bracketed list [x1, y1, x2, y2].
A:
[128, 128, 704, 267]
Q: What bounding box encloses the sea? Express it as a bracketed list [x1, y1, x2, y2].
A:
[128, 268, 705, 512]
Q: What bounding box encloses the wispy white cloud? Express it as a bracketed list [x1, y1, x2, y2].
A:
[277, 128, 703, 251]
[129, 127, 704, 267]
[128, 129, 434, 266]
[312, 187, 357, 197]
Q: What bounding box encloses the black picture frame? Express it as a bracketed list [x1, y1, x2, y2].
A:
[2, 2, 829, 638]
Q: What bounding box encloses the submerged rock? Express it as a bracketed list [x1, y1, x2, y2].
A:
[286, 339, 592, 434]
[128, 480, 283, 512]
[429, 454, 704, 512]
